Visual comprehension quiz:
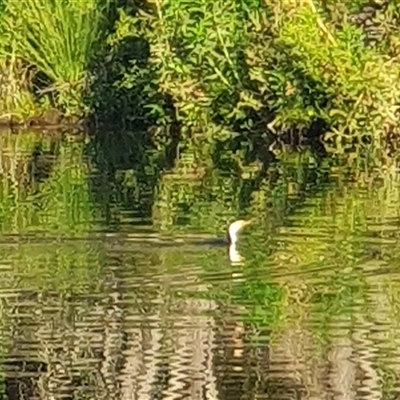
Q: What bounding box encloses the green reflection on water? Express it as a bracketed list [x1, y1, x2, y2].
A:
[0, 132, 104, 295]
[0, 131, 400, 398]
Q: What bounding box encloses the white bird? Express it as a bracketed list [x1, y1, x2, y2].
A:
[227, 219, 253, 264]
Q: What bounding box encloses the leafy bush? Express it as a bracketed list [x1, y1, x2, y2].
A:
[0, 0, 399, 157]
[99, 0, 400, 156]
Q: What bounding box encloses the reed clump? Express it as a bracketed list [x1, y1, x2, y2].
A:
[0, 0, 108, 120]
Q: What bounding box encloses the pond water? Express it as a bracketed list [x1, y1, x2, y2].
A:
[1, 131, 400, 399]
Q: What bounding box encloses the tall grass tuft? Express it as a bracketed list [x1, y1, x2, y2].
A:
[2, 0, 108, 114]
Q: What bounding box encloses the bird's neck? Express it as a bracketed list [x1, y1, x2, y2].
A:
[229, 242, 243, 264]
[227, 227, 239, 246]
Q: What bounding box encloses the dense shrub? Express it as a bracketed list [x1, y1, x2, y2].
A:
[0, 0, 400, 156]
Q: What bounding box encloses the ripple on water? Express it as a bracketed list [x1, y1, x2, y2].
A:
[3, 148, 400, 399]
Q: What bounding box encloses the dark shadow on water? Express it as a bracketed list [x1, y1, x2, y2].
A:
[4, 360, 46, 400]
[214, 322, 308, 400]
[82, 1, 185, 225]
[85, 8, 180, 226]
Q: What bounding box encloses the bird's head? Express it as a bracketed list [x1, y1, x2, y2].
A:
[227, 219, 253, 245]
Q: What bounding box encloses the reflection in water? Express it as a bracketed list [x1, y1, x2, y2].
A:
[1, 132, 400, 399]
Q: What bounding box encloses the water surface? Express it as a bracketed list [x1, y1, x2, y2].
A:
[0, 131, 400, 399]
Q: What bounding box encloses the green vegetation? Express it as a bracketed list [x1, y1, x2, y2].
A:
[0, 0, 108, 121]
[4, 0, 108, 115]
[0, 0, 398, 155]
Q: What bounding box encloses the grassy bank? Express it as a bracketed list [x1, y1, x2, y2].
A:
[0, 0, 399, 156]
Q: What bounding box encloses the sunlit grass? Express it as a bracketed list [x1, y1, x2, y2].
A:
[0, 53, 39, 118]
[2, 0, 108, 112]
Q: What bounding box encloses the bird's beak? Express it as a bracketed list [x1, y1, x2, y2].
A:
[242, 219, 254, 227]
